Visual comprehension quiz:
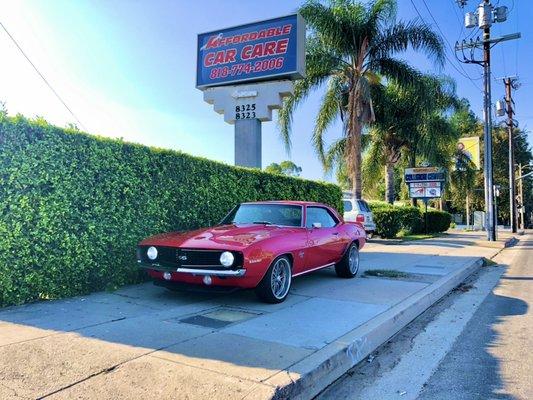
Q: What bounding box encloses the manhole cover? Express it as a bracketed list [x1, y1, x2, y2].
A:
[179, 308, 260, 329]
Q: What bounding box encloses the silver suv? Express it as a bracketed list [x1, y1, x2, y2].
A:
[342, 196, 376, 238]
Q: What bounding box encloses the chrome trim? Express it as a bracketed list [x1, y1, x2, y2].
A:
[177, 268, 246, 277]
[139, 263, 246, 277]
[293, 263, 335, 277]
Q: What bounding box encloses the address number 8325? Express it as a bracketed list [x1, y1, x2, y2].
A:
[235, 104, 256, 120]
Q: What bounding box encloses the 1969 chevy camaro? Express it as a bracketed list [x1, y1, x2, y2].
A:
[137, 201, 366, 303]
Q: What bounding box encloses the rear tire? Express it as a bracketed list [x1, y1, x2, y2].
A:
[255, 256, 292, 303]
[335, 242, 359, 278]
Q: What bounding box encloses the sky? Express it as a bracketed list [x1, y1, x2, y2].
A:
[0, 0, 531, 183]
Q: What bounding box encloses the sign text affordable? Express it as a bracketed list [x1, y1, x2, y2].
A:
[196, 14, 305, 88]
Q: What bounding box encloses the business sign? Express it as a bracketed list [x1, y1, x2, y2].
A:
[196, 14, 305, 88]
[409, 184, 442, 198]
[456, 136, 481, 170]
[405, 167, 445, 199]
[404, 167, 446, 183]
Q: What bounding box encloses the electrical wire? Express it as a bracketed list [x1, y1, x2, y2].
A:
[0, 21, 86, 130]
[420, 0, 484, 83]
[410, 0, 483, 93]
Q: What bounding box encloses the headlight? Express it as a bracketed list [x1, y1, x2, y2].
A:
[220, 251, 234, 267]
[147, 246, 158, 260]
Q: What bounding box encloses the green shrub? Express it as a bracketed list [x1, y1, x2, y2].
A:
[397, 206, 424, 234]
[0, 115, 342, 306]
[425, 210, 452, 233]
[373, 208, 402, 238]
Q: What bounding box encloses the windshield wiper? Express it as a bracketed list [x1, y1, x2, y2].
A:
[252, 221, 273, 225]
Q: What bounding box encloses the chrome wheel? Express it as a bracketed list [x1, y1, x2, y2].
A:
[270, 258, 292, 300]
[348, 246, 360, 275]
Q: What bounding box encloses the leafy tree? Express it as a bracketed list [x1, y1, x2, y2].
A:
[279, 0, 444, 199]
[265, 160, 302, 177]
[331, 75, 458, 204]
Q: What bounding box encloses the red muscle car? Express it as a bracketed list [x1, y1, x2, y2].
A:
[137, 201, 366, 303]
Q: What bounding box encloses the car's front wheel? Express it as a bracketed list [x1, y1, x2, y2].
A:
[335, 242, 360, 278]
[255, 256, 292, 303]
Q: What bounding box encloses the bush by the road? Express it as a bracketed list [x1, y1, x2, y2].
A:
[425, 210, 452, 233]
[369, 202, 451, 237]
[372, 208, 402, 238]
[0, 115, 342, 307]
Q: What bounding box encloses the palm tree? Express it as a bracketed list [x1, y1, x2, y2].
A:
[279, 0, 445, 199]
[366, 75, 459, 203]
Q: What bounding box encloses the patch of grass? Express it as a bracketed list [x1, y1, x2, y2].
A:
[483, 258, 498, 267]
[397, 232, 446, 241]
[364, 269, 409, 279]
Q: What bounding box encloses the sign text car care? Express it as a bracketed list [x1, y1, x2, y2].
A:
[197, 15, 305, 88]
[405, 167, 445, 199]
[197, 15, 306, 169]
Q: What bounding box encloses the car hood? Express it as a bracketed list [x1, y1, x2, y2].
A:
[140, 224, 302, 250]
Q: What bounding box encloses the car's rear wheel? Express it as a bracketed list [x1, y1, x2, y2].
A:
[335, 242, 359, 278]
[255, 256, 292, 303]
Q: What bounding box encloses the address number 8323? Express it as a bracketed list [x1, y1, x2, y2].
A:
[235, 104, 256, 120]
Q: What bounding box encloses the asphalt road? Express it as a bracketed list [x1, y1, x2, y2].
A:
[418, 234, 532, 400]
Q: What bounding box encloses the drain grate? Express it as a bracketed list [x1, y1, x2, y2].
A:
[179, 308, 260, 329]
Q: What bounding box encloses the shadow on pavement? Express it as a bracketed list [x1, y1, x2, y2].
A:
[0, 246, 499, 399]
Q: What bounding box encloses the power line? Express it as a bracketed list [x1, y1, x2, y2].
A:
[420, 0, 484, 84]
[0, 21, 86, 130]
[410, 0, 483, 93]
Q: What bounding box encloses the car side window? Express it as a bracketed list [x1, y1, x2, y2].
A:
[343, 200, 352, 212]
[358, 200, 369, 212]
[306, 207, 338, 228]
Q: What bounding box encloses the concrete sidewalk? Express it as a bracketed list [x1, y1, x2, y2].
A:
[0, 232, 516, 400]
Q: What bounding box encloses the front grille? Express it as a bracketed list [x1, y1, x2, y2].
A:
[137, 246, 243, 269]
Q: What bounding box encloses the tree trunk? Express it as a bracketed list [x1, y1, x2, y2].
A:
[385, 162, 395, 204]
[348, 88, 363, 200]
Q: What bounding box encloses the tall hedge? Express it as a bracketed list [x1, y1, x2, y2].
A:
[0, 115, 342, 306]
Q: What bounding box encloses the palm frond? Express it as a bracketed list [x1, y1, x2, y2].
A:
[369, 57, 423, 89]
[278, 38, 342, 153]
[313, 76, 344, 166]
[369, 20, 445, 67]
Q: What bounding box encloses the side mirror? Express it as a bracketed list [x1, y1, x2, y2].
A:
[312, 222, 322, 229]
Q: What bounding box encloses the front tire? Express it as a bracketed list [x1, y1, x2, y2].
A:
[255, 256, 292, 303]
[335, 242, 360, 278]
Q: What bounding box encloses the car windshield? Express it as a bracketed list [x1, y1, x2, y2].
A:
[221, 203, 302, 227]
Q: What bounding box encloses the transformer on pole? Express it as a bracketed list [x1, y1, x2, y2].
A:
[454, 0, 520, 241]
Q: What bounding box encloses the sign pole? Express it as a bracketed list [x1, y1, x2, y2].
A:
[424, 199, 428, 235]
[235, 119, 261, 168]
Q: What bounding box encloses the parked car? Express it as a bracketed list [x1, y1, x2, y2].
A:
[342, 194, 376, 239]
[137, 201, 366, 303]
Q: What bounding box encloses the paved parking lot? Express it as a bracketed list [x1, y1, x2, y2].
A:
[0, 232, 512, 399]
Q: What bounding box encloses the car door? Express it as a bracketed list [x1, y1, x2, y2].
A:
[304, 206, 345, 268]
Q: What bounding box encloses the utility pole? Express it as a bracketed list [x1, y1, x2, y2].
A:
[503, 77, 518, 232]
[518, 163, 524, 229]
[481, 0, 495, 241]
[455, 0, 521, 241]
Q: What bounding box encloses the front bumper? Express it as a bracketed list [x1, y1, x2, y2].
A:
[138, 262, 246, 277]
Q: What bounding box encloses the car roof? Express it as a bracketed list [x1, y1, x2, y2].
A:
[241, 200, 327, 207]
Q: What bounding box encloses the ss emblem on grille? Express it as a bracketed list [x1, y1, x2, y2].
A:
[178, 255, 188, 261]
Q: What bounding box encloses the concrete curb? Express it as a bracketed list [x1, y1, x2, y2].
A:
[256, 257, 485, 400]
